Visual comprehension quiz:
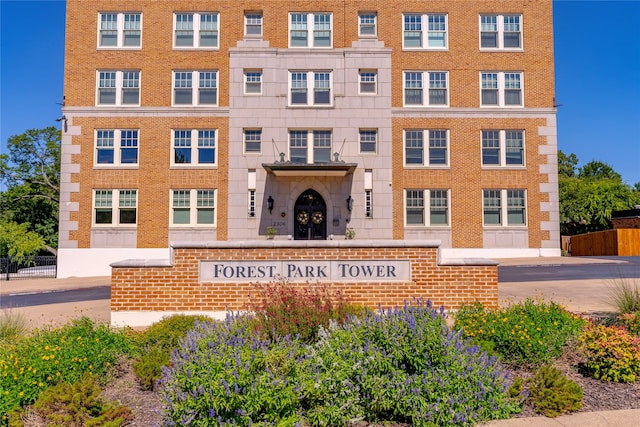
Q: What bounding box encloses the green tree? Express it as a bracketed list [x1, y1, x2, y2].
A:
[559, 154, 638, 235]
[0, 221, 45, 257]
[0, 127, 60, 252]
[558, 150, 578, 178]
[578, 160, 622, 181]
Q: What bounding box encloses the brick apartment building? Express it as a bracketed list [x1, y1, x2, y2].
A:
[58, 0, 560, 278]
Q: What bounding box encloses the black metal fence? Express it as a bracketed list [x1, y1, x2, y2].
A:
[1, 256, 57, 280]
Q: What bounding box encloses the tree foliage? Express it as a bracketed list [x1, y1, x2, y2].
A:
[0, 127, 60, 252]
[558, 150, 640, 235]
[0, 221, 45, 257]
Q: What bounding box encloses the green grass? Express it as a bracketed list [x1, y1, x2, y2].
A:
[0, 310, 28, 344]
[608, 277, 640, 314]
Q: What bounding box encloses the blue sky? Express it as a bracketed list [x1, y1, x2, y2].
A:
[1, 0, 639, 186]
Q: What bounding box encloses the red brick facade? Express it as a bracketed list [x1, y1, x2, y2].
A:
[111, 243, 497, 323]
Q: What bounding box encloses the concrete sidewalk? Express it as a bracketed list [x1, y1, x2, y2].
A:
[1, 256, 639, 426]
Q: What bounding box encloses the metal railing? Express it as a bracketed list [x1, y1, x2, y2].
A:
[1, 256, 57, 280]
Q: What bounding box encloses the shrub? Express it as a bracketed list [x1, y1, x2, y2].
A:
[158, 301, 520, 427]
[132, 314, 211, 390]
[455, 298, 586, 366]
[619, 311, 640, 336]
[0, 310, 27, 344]
[579, 323, 640, 382]
[158, 314, 306, 427]
[134, 314, 212, 351]
[608, 278, 640, 314]
[526, 365, 582, 417]
[0, 317, 133, 425]
[132, 346, 168, 391]
[8, 372, 133, 427]
[302, 300, 519, 427]
[247, 277, 358, 343]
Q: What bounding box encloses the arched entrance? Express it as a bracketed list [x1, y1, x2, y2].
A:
[294, 189, 327, 240]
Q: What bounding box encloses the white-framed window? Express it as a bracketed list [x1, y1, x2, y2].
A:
[483, 189, 527, 226]
[405, 189, 450, 226]
[93, 189, 137, 226]
[245, 12, 263, 37]
[404, 129, 449, 166]
[359, 70, 377, 94]
[172, 129, 216, 166]
[171, 189, 216, 226]
[403, 13, 447, 49]
[403, 71, 448, 106]
[359, 129, 377, 153]
[289, 130, 332, 164]
[248, 170, 256, 217]
[244, 129, 262, 153]
[95, 129, 138, 166]
[358, 13, 377, 37]
[481, 72, 523, 107]
[244, 70, 262, 94]
[98, 12, 141, 48]
[173, 71, 218, 106]
[289, 13, 332, 47]
[290, 71, 332, 106]
[364, 169, 373, 218]
[481, 130, 525, 166]
[480, 15, 522, 50]
[97, 70, 140, 106]
[174, 12, 219, 48]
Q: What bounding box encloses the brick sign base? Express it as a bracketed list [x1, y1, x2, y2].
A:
[110, 240, 498, 327]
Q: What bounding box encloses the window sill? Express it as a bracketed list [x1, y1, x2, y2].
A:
[481, 166, 527, 170]
[403, 165, 450, 169]
[402, 105, 450, 108]
[480, 48, 523, 52]
[405, 225, 451, 229]
[97, 47, 142, 51]
[402, 47, 449, 52]
[169, 225, 217, 229]
[92, 225, 138, 228]
[95, 104, 141, 107]
[171, 104, 219, 108]
[172, 47, 220, 51]
[482, 226, 528, 229]
[93, 165, 139, 169]
[479, 105, 524, 108]
[170, 165, 218, 169]
[287, 105, 334, 109]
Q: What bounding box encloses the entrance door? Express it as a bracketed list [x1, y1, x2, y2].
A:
[294, 189, 327, 240]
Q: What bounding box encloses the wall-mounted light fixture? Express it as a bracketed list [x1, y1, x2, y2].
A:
[55, 115, 68, 132]
[267, 195, 274, 214]
[346, 195, 353, 212]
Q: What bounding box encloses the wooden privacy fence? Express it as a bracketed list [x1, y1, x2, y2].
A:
[570, 229, 640, 256]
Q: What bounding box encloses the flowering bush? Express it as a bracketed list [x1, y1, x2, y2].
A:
[247, 277, 361, 343]
[158, 314, 306, 427]
[619, 311, 640, 336]
[579, 323, 640, 383]
[455, 298, 586, 366]
[159, 301, 520, 426]
[302, 300, 519, 426]
[0, 317, 132, 425]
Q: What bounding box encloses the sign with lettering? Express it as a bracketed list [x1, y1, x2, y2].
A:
[200, 260, 411, 282]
